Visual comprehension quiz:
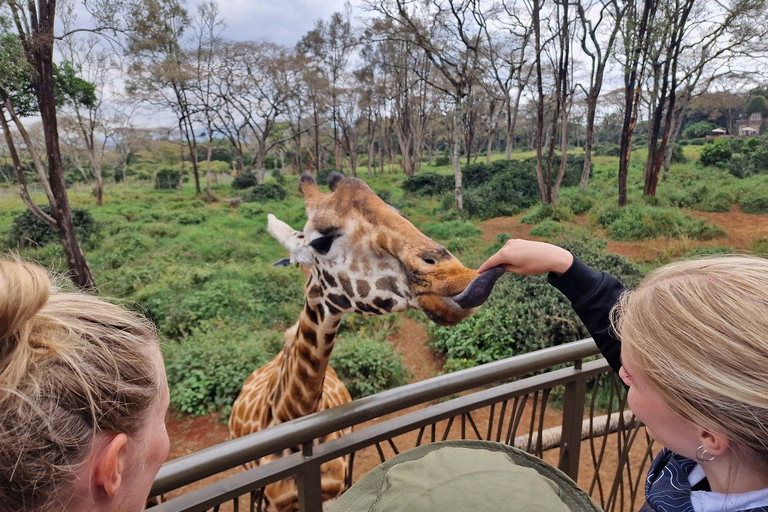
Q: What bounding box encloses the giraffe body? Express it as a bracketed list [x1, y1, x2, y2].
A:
[229, 173, 493, 512]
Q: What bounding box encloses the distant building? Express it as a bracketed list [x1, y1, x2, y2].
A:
[711, 127, 727, 136]
[736, 112, 764, 136]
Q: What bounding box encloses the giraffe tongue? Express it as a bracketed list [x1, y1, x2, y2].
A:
[451, 266, 505, 309]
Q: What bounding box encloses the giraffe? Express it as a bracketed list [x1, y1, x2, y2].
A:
[228, 172, 503, 512]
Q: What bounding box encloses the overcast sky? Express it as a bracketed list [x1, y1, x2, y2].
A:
[193, 0, 350, 45]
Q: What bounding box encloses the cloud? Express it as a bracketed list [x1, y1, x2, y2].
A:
[196, 0, 349, 45]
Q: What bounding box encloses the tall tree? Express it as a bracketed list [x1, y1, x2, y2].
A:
[0, 10, 96, 288]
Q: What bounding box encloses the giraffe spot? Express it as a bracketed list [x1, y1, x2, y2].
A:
[324, 333, 335, 345]
[328, 294, 352, 310]
[356, 280, 370, 298]
[323, 345, 334, 358]
[355, 302, 382, 315]
[326, 302, 341, 316]
[349, 260, 360, 272]
[300, 323, 318, 345]
[376, 276, 400, 295]
[308, 285, 323, 299]
[338, 272, 354, 296]
[322, 270, 337, 288]
[304, 303, 318, 325]
[373, 297, 396, 311]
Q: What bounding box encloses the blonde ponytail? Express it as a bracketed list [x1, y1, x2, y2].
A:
[0, 259, 161, 512]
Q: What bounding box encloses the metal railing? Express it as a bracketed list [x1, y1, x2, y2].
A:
[150, 338, 655, 512]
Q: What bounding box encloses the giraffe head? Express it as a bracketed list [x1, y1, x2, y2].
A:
[268, 173, 500, 326]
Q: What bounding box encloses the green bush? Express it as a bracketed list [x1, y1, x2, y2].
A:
[155, 167, 184, 189]
[670, 144, 687, 164]
[682, 121, 716, 139]
[402, 172, 454, 196]
[434, 155, 450, 166]
[163, 327, 284, 417]
[421, 220, 482, 240]
[529, 220, 567, 237]
[430, 241, 642, 369]
[231, 172, 259, 190]
[740, 188, 768, 213]
[563, 194, 594, 215]
[331, 334, 411, 398]
[242, 183, 288, 202]
[592, 142, 621, 156]
[8, 206, 100, 249]
[596, 205, 725, 241]
[664, 184, 735, 213]
[729, 139, 768, 178]
[317, 168, 344, 186]
[700, 139, 732, 167]
[752, 237, 768, 256]
[521, 204, 573, 224]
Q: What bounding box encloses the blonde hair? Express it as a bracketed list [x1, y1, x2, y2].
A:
[0, 259, 160, 512]
[614, 255, 768, 461]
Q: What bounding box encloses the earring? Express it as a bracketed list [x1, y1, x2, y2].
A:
[696, 445, 716, 462]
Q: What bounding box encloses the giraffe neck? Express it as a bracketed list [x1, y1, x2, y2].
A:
[272, 297, 342, 423]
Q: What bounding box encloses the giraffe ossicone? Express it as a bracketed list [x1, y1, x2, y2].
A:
[229, 173, 502, 512]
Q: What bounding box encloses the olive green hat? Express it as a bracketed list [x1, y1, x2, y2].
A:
[330, 440, 603, 512]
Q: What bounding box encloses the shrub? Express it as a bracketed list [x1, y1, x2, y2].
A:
[682, 121, 716, 139]
[8, 206, 100, 249]
[521, 204, 573, 224]
[402, 172, 454, 196]
[563, 194, 594, 215]
[421, 220, 482, 240]
[592, 142, 621, 156]
[670, 144, 687, 164]
[231, 172, 259, 190]
[529, 220, 567, 237]
[176, 211, 208, 225]
[729, 139, 768, 178]
[242, 183, 288, 202]
[434, 155, 450, 166]
[752, 237, 768, 256]
[596, 205, 725, 241]
[664, 184, 735, 213]
[700, 139, 732, 167]
[317, 168, 344, 186]
[740, 189, 768, 213]
[163, 327, 284, 417]
[430, 241, 642, 369]
[155, 167, 184, 189]
[331, 334, 411, 398]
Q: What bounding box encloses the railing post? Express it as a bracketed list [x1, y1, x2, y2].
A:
[297, 442, 323, 512]
[558, 363, 587, 481]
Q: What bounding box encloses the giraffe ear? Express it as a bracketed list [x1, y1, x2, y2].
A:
[300, 173, 322, 214]
[267, 214, 297, 249]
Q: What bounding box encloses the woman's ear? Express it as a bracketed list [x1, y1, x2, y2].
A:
[92, 434, 128, 498]
[699, 429, 730, 457]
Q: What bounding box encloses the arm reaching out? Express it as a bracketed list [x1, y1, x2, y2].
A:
[478, 239, 574, 276]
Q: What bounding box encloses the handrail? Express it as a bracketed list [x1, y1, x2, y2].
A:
[152, 337, 599, 496]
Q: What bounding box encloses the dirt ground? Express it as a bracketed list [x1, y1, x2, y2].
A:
[162, 207, 768, 508]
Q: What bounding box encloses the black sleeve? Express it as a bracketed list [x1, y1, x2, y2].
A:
[547, 257, 625, 375]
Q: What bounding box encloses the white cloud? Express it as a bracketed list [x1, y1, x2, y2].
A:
[193, 0, 349, 45]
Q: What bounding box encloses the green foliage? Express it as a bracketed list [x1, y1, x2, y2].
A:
[242, 183, 288, 202]
[595, 205, 725, 241]
[663, 183, 736, 213]
[729, 139, 768, 178]
[431, 240, 642, 370]
[163, 327, 284, 417]
[592, 142, 621, 156]
[745, 96, 768, 115]
[231, 173, 259, 190]
[421, 220, 481, 240]
[317, 168, 344, 185]
[462, 161, 540, 219]
[740, 188, 768, 213]
[529, 220, 567, 237]
[670, 144, 687, 164]
[331, 334, 411, 398]
[682, 121, 717, 139]
[434, 155, 450, 166]
[8, 206, 100, 249]
[155, 167, 183, 189]
[752, 237, 768, 256]
[401, 172, 454, 196]
[521, 204, 573, 224]
[700, 139, 732, 167]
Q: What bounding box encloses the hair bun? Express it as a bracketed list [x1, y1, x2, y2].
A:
[0, 260, 51, 342]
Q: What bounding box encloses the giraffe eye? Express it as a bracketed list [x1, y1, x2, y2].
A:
[309, 235, 338, 255]
[423, 258, 436, 265]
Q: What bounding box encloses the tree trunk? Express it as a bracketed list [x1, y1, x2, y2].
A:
[581, 93, 598, 189]
[452, 97, 464, 211]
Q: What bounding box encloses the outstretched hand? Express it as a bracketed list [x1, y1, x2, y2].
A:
[478, 239, 574, 276]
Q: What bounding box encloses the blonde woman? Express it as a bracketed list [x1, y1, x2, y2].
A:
[0, 260, 169, 512]
[480, 240, 768, 512]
